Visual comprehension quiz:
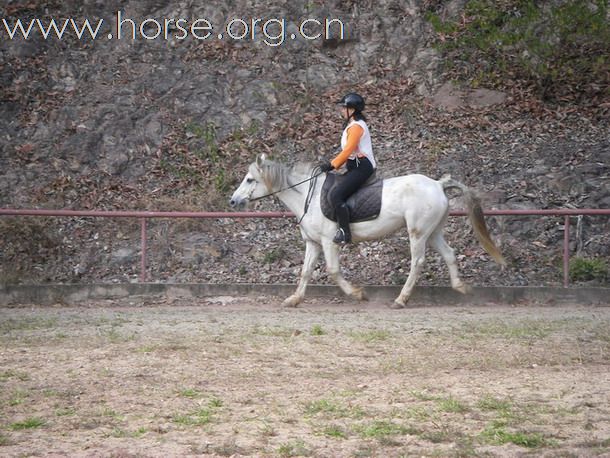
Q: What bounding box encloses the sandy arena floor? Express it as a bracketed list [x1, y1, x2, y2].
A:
[1, 296, 609, 457]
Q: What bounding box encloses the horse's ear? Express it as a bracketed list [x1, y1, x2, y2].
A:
[255, 154, 266, 168]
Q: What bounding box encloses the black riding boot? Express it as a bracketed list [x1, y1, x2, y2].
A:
[333, 203, 352, 244]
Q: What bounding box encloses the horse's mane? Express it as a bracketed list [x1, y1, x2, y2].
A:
[253, 159, 316, 191]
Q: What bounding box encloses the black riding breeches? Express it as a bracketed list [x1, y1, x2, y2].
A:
[329, 157, 375, 208]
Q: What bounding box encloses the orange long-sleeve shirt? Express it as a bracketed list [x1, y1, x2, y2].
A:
[331, 124, 364, 170]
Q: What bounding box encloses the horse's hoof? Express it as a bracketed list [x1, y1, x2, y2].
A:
[282, 295, 301, 308]
[390, 299, 406, 309]
[454, 283, 472, 295]
[351, 288, 368, 302]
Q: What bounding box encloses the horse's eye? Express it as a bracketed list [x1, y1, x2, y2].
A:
[247, 178, 254, 183]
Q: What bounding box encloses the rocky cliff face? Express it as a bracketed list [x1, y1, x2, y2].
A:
[0, 0, 439, 206]
[1, 0, 608, 287]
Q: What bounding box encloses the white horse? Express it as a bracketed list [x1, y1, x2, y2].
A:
[230, 154, 506, 308]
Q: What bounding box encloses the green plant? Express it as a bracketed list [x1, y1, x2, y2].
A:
[310, 324, 325, 336]
[389, 271, 406, 286]
[462, 319, 555, 340]
[208, 397, 223, 408]
[476, 395, 513, 415]
[108, 426, 147, 438]
[259, 422, 276, 437]
[278, 439, 311, 457]
[172, 397, 222, 427]
[185, 121, 206, 139]
[0, 370, 31, 381]
[321, 424, 348, 439]
[214, 169, 230, 193]
[420, 428, 453, 444]
[570, 257, 608, 282]
[437, 396, 469, 413]
[349, 329, 391, 343]
[9, 417, 46, 430]
[481, 421, 549, 448]
[404, 406, 432, 421]
[100, 408, 124, 420]
[188, 121, 220, 163]
[356, 420, 412, 439]
[102, 326, 135, 343]
[55, 407, 77, 417]
[304, 399, 343, 416]
[247, 120, 260, 135]
[8, 389, 28, 406]
[230, 127, 244, 142]
[303, 398, 364, 419]
[263, 248, 286, 264]
[173, 408, 212, 426]
[426, 0, 609, 102]
[9, 398, 25, 407]
[179, 388, 202, 398]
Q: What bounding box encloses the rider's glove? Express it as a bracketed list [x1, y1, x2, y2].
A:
[319, 160, 334, 173]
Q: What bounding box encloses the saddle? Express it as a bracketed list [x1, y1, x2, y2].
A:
[320, 172, 383, 223]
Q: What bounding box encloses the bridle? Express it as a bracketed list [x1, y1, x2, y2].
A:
[249, 166, 324, 224]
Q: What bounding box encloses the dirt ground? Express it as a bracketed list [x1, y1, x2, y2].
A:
[1, 296, 609, 457]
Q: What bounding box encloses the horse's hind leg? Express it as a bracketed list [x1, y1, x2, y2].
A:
[394, 235, 427, 308]
[429, 230, 471, 295]
[282, 240, 321, 308]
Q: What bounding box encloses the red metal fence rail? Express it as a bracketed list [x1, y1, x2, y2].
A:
[1, 208, 609, 287]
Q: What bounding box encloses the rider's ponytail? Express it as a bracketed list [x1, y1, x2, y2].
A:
[352, 110, 366, 122]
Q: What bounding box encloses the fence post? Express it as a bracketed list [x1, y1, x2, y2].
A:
[140, 218, 147, 282]
[563, 215, 570, 288]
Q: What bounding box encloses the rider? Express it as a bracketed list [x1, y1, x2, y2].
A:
[319, 92, 377, 244]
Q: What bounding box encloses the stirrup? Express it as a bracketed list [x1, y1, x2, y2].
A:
[333, 228, 351, 244]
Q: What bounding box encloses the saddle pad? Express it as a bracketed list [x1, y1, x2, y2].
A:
[320, 173, 383, 223]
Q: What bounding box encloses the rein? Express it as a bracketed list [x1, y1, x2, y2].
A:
[251, 167, 323, 224]
[297, 167, 321, 225]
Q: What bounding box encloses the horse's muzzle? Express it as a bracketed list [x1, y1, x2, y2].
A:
[229, 197, 246, 209]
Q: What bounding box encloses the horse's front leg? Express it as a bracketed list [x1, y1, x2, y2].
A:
[394, 235, 427, 308]
[321, 238, 367, 301]
[282, 240, 321, 308]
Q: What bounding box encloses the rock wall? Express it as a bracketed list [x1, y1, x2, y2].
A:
[1, 0, 442, 207]
[1, 0, 608, 286]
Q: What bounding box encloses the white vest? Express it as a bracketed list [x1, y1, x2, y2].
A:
[341, 119, 376, 169]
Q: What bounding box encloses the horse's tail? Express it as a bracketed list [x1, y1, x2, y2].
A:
[439, 174, 507, 266]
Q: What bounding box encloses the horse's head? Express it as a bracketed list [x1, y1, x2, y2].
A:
[229, 154, 271, 209]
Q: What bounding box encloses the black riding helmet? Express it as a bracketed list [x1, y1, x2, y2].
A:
[336, 92, 365, 112]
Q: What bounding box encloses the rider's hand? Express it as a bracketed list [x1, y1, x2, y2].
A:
[319, 160, 334, 173]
